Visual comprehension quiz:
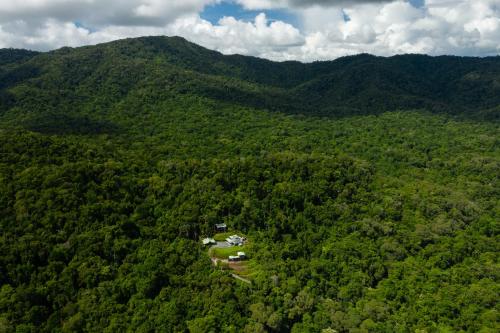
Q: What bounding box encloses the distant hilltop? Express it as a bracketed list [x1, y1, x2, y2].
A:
[1, 35, 499, 122]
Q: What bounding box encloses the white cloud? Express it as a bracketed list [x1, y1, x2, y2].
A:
[0, 0, 218, 50]
[235, 0, 286, 10]
[235, 0, 393, 9]
[292, 0, 500, 60]
[0, 0, 217, 27]
[0, 0, 498, 61]
[168, 13, 304, 59]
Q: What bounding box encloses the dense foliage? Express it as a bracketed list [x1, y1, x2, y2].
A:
[0, 37, 499, 332]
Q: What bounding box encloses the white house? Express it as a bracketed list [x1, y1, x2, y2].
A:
[202, 238, 216, 246]
[226, 235, 244, 246]
[228, 252, 247, 262]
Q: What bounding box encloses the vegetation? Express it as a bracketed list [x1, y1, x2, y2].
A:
[213, 232, 243, 242]
[211, 246, 250, 259]
[0, 36, 498, 332]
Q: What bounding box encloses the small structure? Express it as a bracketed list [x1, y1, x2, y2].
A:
[215, 223, 227, 232]
[228, 252, 247, 262]
[202, 238, 216, 246]
[226, 235, 244, 246]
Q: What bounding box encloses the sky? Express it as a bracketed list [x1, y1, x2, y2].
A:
[0, 0, 498, 62]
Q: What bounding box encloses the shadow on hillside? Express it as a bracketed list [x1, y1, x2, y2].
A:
[196, 83, 499, 123]
[0, 64, 41, 90]
[22, 113, 122, 136]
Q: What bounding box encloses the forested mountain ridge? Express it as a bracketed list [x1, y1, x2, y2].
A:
[0, 36, 499, 123]
[0, 36, 499, 332]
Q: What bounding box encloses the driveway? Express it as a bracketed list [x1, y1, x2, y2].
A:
[211, 241, 232, 249]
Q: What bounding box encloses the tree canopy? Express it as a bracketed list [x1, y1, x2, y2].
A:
[0, 37, 498, 332]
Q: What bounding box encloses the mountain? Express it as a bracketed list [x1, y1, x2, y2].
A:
[0, 37, 498, 332]
[0, 36, 499, 127]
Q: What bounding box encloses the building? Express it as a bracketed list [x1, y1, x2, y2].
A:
[215, 223, 227, 232]
[229, 252, 246, 262]
[226, 235, 244, 246]
[202, 238, 216, 246]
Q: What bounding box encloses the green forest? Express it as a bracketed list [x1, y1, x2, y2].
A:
[0, 37, 499, 332]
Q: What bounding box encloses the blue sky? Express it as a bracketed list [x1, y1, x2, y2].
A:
[200, 2, 299, 26]
[201, 0, 425, 27]
[202, 2, 301, 27]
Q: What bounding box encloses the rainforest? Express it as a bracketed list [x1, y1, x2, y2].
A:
[0, 37, 499, 332]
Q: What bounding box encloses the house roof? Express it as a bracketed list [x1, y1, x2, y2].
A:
[202, 238, 215, 245]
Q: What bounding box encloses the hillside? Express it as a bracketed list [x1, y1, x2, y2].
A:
[0, 36, 499, 332]
[1, 36, 499, 126]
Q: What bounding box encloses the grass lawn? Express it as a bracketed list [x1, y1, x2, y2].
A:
[211, 245, 249, 259]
